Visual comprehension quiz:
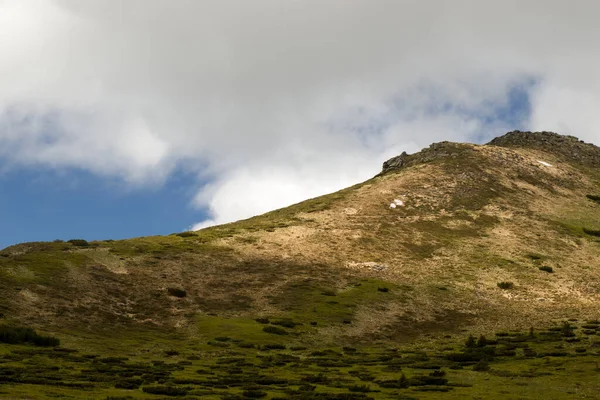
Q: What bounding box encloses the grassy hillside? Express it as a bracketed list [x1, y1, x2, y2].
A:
[1, 131, 600, 399]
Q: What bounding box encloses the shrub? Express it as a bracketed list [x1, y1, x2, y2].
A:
[321, 289, 337, 296]
[582, 324, 599, 329]
[167, 288, 187, 298]
[523, 348, 537, 357]
[301, 373, 329, 384]
[586, 194, 600, 204]
[539, 266, 553, 273]
[262, 326, 288, 335]
[67, 239, 89, 247]
[497, 281, 514, 289]
[0, 326, 60, 347]
[255, 318, 270, 324]
[262, 344, 286, 350]
[348, 384, 371, 392]
[271, 319, 297, 328]
[473, 360, 490, 371]
[175, 231, 196, 238]
[561, 322, 576, 337]
[242, 390, 267, 398]
[377, 287, 389, 293]
[378, 373, 409, 389]
[477, 335, 494, 347]
[465, 335, 476, 348]
[583, 228, 600, 237]
[114, 379, 142, 389]
[142, 385, 188, 396]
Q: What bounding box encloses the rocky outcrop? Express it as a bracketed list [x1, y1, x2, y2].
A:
[381, 130, 600, 175]
[380, 141, 472, 175]
[488, 130, 600, 168]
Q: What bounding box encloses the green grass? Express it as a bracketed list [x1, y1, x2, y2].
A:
[1, 320, 599, 399]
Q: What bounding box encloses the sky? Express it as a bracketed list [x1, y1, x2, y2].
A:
[1, 0, 600, 249]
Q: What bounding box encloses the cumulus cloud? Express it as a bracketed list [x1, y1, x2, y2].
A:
[1, 0, 600, 228]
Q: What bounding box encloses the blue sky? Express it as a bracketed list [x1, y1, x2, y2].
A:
[0, 168, 206, 249]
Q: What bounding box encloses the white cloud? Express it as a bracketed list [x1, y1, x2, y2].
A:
[0, 0, 600, 228]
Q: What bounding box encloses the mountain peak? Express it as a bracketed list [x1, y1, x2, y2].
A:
[382, 130, 600, 175]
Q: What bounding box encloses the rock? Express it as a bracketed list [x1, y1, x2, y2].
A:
[379, 141, 472, 175]
[488, 130, 600, 168]
[380, 130, 600, 175]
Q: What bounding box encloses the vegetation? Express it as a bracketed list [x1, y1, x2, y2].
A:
[539, 265, 553, 273]
[0, 326, 59, 347]
[67, 239, 89, 247]
[497, 281, 514, 289]
[586, 194, 600, 204]
[167, 287, 187, 298]
[583, 227, 600, 237]
[0, 320, 598, 398]
[174, 231, 197, 238]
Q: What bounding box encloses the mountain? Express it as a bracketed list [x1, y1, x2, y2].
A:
[1, 130, 599, 399]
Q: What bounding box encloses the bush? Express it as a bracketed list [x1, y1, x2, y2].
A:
[539, 266, 553, 273]
[348, 384, 371, 392]
[271, 319, 297, 328]
[473, 360, 490, 371]
[465, 335, 476, 348]
[0, 326, 60, 347]
[377, 287, 389, 293]
[242, 390, 268, 398]
[67, 239, 89, 247]
[167, 288, 187, 298]
[497, 281, 514, 289]
[114, 379, 142, 389]
[262, 344, 286, 350]
[175, 231, 196, 238]
[142, 385, 189, 396]
[262, 326, 288, 335]
[477, 335, 494, 347]
[378, 373, 409, 388]
[561, 322, 576, 337]
[586, 194, 600, 204]
[321, 289, 337, 296]
[255, 318, 270, 324]
[301, 373, 329, 384]
[583, 228, 600, 237]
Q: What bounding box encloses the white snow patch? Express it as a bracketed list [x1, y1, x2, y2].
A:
[537, 160, 552, 167]
[389, 203, 397, 209]
[393, 199, 404, 206]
